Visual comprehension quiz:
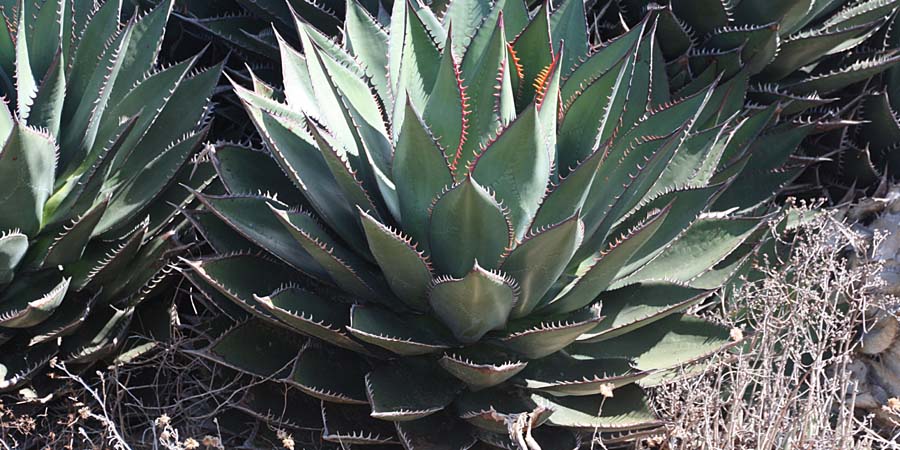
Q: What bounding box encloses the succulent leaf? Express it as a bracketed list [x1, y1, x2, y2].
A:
[560, 16, 645, 102]
[429, 263, 518, 343]
[438, 346, 528, 390]
[95, 130, 205, 237]
[428, 176, 512, 277]
[495, 304, 604, 359]
[108, 0, 173, 101]
[235, 383, 325, 430]
[615, 217, 765, 287]
[192, 318, 301, 378]
[360, 209, 433, 310]
[456, 388, 553, 433]
[322, 402, 400, 444]
[27, 0, 64, 81]
[345, 0, 392, 103]
[0, 231, 27, 285]
[543, 205, 670, 315]
[611, 185, 724, 277]
[27, 50, 65, 137]
[570, 314, 734, 384]
[256, 112, 367, 250]
[530, 147, 606, 231]
[59, 24, 133, 170]
[425, 33, 468, 168]
[761, 20, 882, 80]
[471, 105, 551, 239]
[548, 0, 589, 75]
[211, 143, 306, 206]
[60, 305, 133, 364]
[460, 13, 514, 159]
[576, 283, 714, 343]
[348, 304, 454, 355]
[366, 359, 463, 421]
[0, 343, 56, 393]
[0, 275, 69, 328]
[393, 100, 454, 251]
[511, 1, 553, 105]
[111, 61, 223, 178]
[442, 0, 492, 55]
[185, 253, 299, 326]
[785, 52, 900, 94]
[14, 1, 36, 120]
[66, 220, 147, 292]
[254, 286, 368, 354]
[196, 193, 328, 279]
[669, 0, 729, 35]
[43, 115, 139, 229]
[295, 23, 374, 161]
[272, 205, 378, 299]
[502, 214, 584, 318]
[27, 290, 98, 347]
[305, 118, 382, 222]
[0, 125, 57, 236]
[287, 344, 370, 404]
[533, 384, 661, 431]
[617, 29, 655, 134]
[519, 352, 648, 396]
[390, 0, 442, 135]
[557, 51, 632, 172]
[822, 0, 900, 29]
[41, 197, 109, 267]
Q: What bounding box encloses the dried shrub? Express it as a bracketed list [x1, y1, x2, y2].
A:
[649, 211, 900, 450]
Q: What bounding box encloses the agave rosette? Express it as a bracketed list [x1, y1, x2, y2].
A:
[170, 0, 367, 61]
[0, 0, 218, 392]
[185, 0, 808, 446]
[151, 0, 389, 142]
[609, 0, 900, 101]
[606, 0, 900, 197]
[827, 6, 900, 195]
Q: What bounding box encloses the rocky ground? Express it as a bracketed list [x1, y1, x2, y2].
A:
[849, 184, 900, 429]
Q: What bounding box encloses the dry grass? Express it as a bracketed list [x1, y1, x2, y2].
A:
[648, 211, 900, 450]
[0, 362, 135, 449]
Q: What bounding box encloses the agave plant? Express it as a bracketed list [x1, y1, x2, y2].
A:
[0, 0, 218, 392]
[602, 0, 900, 197]
[607, 0, 900, 97]
[185, 0, 810, 446]
[825, 9, 900, 197]
[139, 0, 388, 142]
[167, 0, 384, 62]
